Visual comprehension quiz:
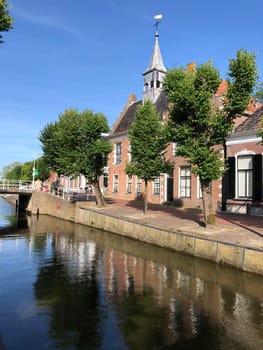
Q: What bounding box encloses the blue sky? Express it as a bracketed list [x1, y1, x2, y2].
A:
[1, 0, 263, 175]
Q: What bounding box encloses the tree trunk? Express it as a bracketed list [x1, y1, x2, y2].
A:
[144, 179, 148, 215]
[201, 179, 216, 225]
[93, 177, 106, 207]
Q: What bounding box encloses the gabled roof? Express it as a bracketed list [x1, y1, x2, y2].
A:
[110, 91, 169, 137]
[113, 100, 142, 135]
[213, 80, 262, 115]
[233, 106, 263, 135]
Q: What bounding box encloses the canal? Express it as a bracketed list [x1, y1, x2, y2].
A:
[0, 197, 262, 350]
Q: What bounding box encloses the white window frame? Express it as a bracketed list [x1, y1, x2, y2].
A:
[127, 142, 131, 162]
[172, 142, 177, 156]
[179, 166, 191, 198]
[197, 177, 202, 199]
[113, 174, 119, 193]
[115, 142, 122, 164]
[136, 177, 142, 194]
[126, 175, 132, 193]
[237, 155, 253, 199]
[153, 177, 160, 195]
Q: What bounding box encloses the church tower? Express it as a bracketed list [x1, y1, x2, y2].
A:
[143, 15, 167, 103]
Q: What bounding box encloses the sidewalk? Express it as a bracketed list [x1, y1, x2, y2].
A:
[84, 197, 263, 250]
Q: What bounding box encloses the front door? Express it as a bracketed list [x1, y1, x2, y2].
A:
[167, 176, 174, 202]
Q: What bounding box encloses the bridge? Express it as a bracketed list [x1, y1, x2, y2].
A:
[0, 180, 33, 192]
[0, 180, 34, 212]
[0, 180, 92, 209]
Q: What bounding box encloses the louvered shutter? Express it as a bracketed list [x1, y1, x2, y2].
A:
[227, 157, 236, 199]
[253, 154, 262, 200]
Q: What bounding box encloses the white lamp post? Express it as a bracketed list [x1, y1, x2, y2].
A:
[32, 154, 42, 189]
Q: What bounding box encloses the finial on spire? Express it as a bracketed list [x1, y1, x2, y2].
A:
[153, 14, 163, 32]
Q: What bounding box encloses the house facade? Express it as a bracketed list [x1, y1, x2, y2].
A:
[105, 24, 263, 215]
[224, 107, 263, 215]
[106, 27, 223, 209]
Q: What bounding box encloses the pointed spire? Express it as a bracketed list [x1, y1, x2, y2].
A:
[144, 15, 166, 75]
[142, 15, 167, 103]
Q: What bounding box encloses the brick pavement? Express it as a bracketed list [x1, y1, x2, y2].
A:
[92, 197, 263, 250]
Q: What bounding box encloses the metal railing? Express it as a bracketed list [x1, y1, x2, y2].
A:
[53, 188, 95, 202]
[0, 179, 95, 202]
[0, 179, 29, 190]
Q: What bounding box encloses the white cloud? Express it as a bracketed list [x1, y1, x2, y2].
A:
[13, 7, 80, 38]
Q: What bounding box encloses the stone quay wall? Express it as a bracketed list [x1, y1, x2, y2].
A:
[27, 192, 263, 276]
[26, 191, 76, 222]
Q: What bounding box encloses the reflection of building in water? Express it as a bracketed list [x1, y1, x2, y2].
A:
[29, 230, 262, 347]
[54, 235, 96, 278]
[103, 248, 263, 347]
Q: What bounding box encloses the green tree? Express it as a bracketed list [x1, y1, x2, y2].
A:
[126, 101, 171, 214]
[4, 162, 22, 180]
[225, 50, 258, 123]
[3, 158, 50, 183]
[164, 50, 258, 225]
[2, 161, 21, 178]
[0, 0, 13, 43]
[257, 117, 263, 143]
[36, 156, 50, 182]
[39, 108, 112, 207]
[254, 81, 263, 103]
[20, 161, 32, 181]
[38, 122, 61, 175]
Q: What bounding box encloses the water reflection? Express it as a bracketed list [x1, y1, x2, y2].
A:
[24, 215, 263, 350]
[34, 243, 102, 349]
[0, 197, 28, 233]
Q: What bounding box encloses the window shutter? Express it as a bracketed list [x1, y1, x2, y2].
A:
[253, 154, 262, 201]
[227, 157, 235, 199]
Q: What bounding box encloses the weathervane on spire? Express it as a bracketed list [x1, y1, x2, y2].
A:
[153, 14, 163, 32]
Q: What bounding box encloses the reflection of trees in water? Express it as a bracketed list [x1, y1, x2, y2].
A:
[114, 282, 224, 349]
[34, 240, 102, 350]
[30, 226, 262, 350]
[117, 284, 170, 350]
[0, 334, 6, 350]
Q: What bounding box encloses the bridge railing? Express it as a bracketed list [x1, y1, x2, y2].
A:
[0, 180, 95, 202]
[0, 179, 31, 190]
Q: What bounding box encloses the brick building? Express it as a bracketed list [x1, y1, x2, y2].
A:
[106, 25, 223, 209]
[224, 107, 263, 215]
[105, 23, 263, 215]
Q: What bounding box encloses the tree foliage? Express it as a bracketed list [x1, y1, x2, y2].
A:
[254, 81, 263, 103]
[0, 0, 13, 43]
[3, 157, 50, 182]
[126, 100, 171, 214]
[3, 162, 22, 180]
[164, 49, 258, 225]
[39, 108, 112, 207]
[2, 161, 21, 179]
[225, 49, 258, 123]
[257, 116, 263, 143]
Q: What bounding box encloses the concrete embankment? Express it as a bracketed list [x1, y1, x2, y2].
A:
[0, 194, 18, 206]
[26, 191, 76, 221]
[26, 192, 263, 276]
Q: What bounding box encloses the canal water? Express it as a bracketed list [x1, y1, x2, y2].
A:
[0, 197, 262, 350]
